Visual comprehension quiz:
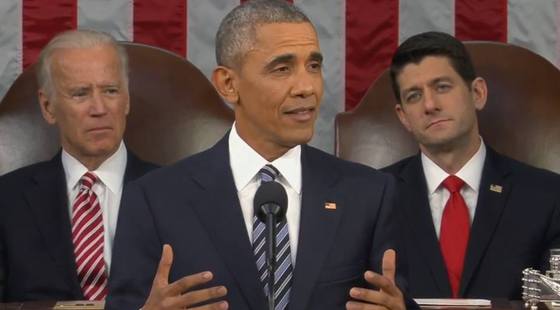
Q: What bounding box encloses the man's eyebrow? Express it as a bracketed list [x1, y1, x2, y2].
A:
[401, 76, 454, 95]
[99, 83, 120, 88]
[67, 85, 91, 91]
[429, 76, 453, 86]
[264, 54, 296, 71]
[309, 52, 323, 63]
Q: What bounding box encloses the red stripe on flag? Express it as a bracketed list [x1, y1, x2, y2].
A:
[22, 0, 77, 69]
[133, 0, 187, 57]
[455, 0, 508, 42]
[345, 0, 398, 111]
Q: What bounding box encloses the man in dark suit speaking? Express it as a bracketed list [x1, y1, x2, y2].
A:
[0, 30, 156, 302]
[384, 31, 560, 299]
[106, 1, 412, 309]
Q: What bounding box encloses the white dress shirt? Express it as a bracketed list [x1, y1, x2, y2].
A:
[62, 141, 128, 273]
[228, 124, 301, 264]
[421, 139, 486, 238]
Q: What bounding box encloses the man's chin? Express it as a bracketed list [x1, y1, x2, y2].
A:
[285, 130, 314, 146]
[83, 143, 120, 159]
[421, 137, 459, 153]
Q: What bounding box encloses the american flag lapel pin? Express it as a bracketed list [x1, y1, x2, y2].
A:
[324, 202, 337, 210]
[489, 184, 503, 193]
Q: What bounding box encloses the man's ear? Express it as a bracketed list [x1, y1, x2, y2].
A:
[38, 89, 57, 125]
[395, 103, 412, 132]
[211, 66, 239, 105]
[471, 77, 487, 111]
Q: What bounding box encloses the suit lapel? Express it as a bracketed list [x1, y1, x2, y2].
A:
[399, 155, 452, 296]
[460, 148, 510, 296]
[188, 136, 266, 310]
[24, 155, 83, 298]
[289, 146, 343, 310]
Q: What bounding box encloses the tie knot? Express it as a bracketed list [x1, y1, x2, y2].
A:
[80, 172, 98, 190]
[259, 164, 279, 183]
[442, 175, 465, 193]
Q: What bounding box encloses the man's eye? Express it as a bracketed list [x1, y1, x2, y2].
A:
[436, 84, 451, 92]
[405, 92, 421, 103]
[308, 62, 322, 72]
[273, 66, 290, 73]
[72, 91, 87, 98]
[105, 88, 119, 95]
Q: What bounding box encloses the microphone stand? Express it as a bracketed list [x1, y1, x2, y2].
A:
[265, 212, 277, 310]
[254, 181, 287, 310]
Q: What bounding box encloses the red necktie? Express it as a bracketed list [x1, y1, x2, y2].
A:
[71, 172, 108, 300]
[439, 175, 470, 298]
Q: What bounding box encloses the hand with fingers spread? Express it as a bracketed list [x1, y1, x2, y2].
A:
[346, 249, 405, 310]
[142, 244, 229, 310]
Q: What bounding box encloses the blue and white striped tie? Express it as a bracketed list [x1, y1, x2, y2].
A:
[252, 164, 293, 310]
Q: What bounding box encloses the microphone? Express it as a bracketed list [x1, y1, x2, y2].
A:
[254, 181, 288, 222]
[253, 181, 288, 310]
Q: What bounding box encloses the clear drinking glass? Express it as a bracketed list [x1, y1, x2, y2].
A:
[548, 249, 560, 278]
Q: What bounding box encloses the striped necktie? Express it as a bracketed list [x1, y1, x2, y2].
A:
[252, 164, 293, 310]
[71, 172, 108, 300]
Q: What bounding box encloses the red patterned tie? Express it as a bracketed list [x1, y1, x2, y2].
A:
[71, 172, 108, 300]
[439, 175, 470, 298]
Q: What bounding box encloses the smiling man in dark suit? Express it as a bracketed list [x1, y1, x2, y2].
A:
[106, 1, 414, 309]
[0, 29, 156, 302]
[384, 31, 560, 299]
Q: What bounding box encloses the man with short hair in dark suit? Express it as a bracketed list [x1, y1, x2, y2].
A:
[384, 31, 560, 299]
[0, 29, 156, 302]
[106, 1, 415, 309]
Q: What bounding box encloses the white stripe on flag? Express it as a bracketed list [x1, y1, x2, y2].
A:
[78, 0, 133, 41]
[296, 0, 345, 153]
[508, 0, 558, 68]
[187, 0, 237, 78]
[0, 0, 22, 102]
[399, 0, 454, 43]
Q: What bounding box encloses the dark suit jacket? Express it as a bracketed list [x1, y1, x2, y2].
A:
[0, 151, 157, 302]
[383, 147, 560, 299]
[106, 135, 412, 310]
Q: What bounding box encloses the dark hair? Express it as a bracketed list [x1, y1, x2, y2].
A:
[215, 0, 311, 69]
[389, 31, 476, 101]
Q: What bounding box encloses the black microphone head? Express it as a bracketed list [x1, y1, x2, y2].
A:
[254, 181, 288, 222]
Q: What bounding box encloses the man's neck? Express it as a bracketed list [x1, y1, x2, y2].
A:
[63, 147, 120, 171]
[421, 136, 481, 175]
[234, 124, 292, 162]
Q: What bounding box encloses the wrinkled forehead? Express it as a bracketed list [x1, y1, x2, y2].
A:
[254, 22, 318, 45]
[397, 56, 457, 86]
[243, 22, 320, 62]
[51, 46, 124, 82]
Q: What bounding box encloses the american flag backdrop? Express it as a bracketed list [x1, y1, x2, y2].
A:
[0, 0, 559, 153]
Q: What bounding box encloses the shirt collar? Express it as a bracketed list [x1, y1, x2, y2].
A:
[228, 123, 302, 194]
[62, 141, 128, 194]
[421, 138, 486, 194]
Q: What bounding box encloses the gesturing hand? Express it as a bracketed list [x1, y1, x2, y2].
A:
[346, 249, 405, 310]
[143, 244, 229, 310]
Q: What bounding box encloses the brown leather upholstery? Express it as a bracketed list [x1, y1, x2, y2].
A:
[0, 42, 233, 175]
[336, 41, 560, 173]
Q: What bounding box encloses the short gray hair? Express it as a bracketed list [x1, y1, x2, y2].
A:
[215, 0, 312, 68]
[37, 29, 129, 98]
